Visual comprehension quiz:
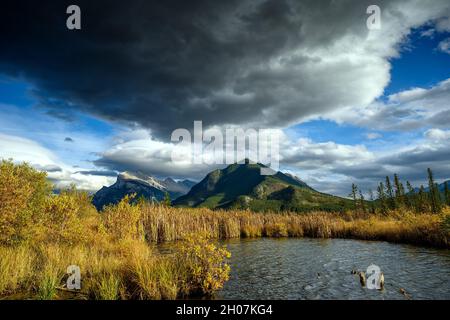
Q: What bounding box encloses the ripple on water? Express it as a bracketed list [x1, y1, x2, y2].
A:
[216, 238, 450, 300]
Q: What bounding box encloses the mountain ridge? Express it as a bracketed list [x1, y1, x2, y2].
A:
[173, 162, 352, 212]
[92, 171, 195, 210]
[413, 180, 450, 196]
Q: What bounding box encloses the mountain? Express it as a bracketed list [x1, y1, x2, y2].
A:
[173, 161, 352, 212]
[413, 180, 450, 194]
[437, 181, 450, 193]
[162, 177, 196, 194]
[93, 171, 195, 210]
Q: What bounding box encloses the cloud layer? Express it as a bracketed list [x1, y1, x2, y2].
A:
[1, 1, 450, 195]
[1, 0, 449, 139]
[0, 133, 115, 191]
[329, 78, 450, 131]
[92, 126, 450, 196]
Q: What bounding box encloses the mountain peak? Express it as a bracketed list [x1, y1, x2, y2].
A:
[173, 161, 348, 211]
[93, 172, 194, 210]
[118, 171, 166, 190]
[164, 177, 176, 184]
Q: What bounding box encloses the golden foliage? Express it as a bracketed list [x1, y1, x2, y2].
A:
[177, 233, 231, 295]
[137, 204, 449, 248]
[0, 160, 51, 244]
[102, 194, 144, 241]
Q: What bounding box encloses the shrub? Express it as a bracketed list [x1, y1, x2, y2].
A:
[177, 233, 231, 296]
[0, 160, 51, 244]
[102, 194, 144, 241]
[264, 222, 288, 237]
[40, 193, 87, 244]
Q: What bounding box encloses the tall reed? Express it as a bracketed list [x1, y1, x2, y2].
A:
[139, 204, 450, 248]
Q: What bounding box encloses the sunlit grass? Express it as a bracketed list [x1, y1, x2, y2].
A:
[139, 204, 450, 248]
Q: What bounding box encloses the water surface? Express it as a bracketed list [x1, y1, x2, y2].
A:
[215, 238, 450, 300]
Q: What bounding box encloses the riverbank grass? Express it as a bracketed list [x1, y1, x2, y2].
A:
[138, 204, 450, 248]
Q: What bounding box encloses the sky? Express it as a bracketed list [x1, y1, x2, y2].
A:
[0, 0, 450, 196]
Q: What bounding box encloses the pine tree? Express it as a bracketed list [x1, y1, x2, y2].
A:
[385, 176, 395, 210]
[350, 184, 358, 212]
[136, 194, 148, 207]
[418, 185, 427, 213]
[406, 181, 416, 212]
[359, 190, 367, 214]
[435, 182, 443, 212]
[400, 182, 406, 202]
[377, 182, 387, 215]
[445, 181, 450, 206]
[163, 192, 171, 207]
[427, 168, 442, 214]
[393, 174, 405, 208]
[368, 189, 376, 214]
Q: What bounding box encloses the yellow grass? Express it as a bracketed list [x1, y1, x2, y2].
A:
[139, 204, 450, 248]
[0, 237, 230, 300]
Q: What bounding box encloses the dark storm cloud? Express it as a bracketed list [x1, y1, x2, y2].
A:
[0, 0, 402, 139]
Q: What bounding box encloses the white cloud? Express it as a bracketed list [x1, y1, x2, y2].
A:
[327, 78, 450, 131]
[92, 121, 450, 196]
[280, 137, 374, 169]
[0, 133, 57, 166]
[94, 128, 377, 194]
[0, 133, 115, 191]
[95, 129, 215, 180]
[425, 128, 450, 140]
[420, 28, 435, 38]
[388, 87, 429, 103]
[0, 103, 113, 168]
[366, 132, 382, 140]
[436, 16, 450, 32]
[438, 37, 450, 54]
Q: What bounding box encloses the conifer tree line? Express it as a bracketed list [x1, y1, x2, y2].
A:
[350, 168, 450, 214]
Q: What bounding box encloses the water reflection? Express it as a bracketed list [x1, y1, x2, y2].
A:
[215, 238, 450, 300]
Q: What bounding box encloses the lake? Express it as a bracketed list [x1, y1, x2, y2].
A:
[215, 238, 450, 300]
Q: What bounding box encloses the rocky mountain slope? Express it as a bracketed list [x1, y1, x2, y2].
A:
[93, 171, 195, 210]
[173, 162, 352, 212]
